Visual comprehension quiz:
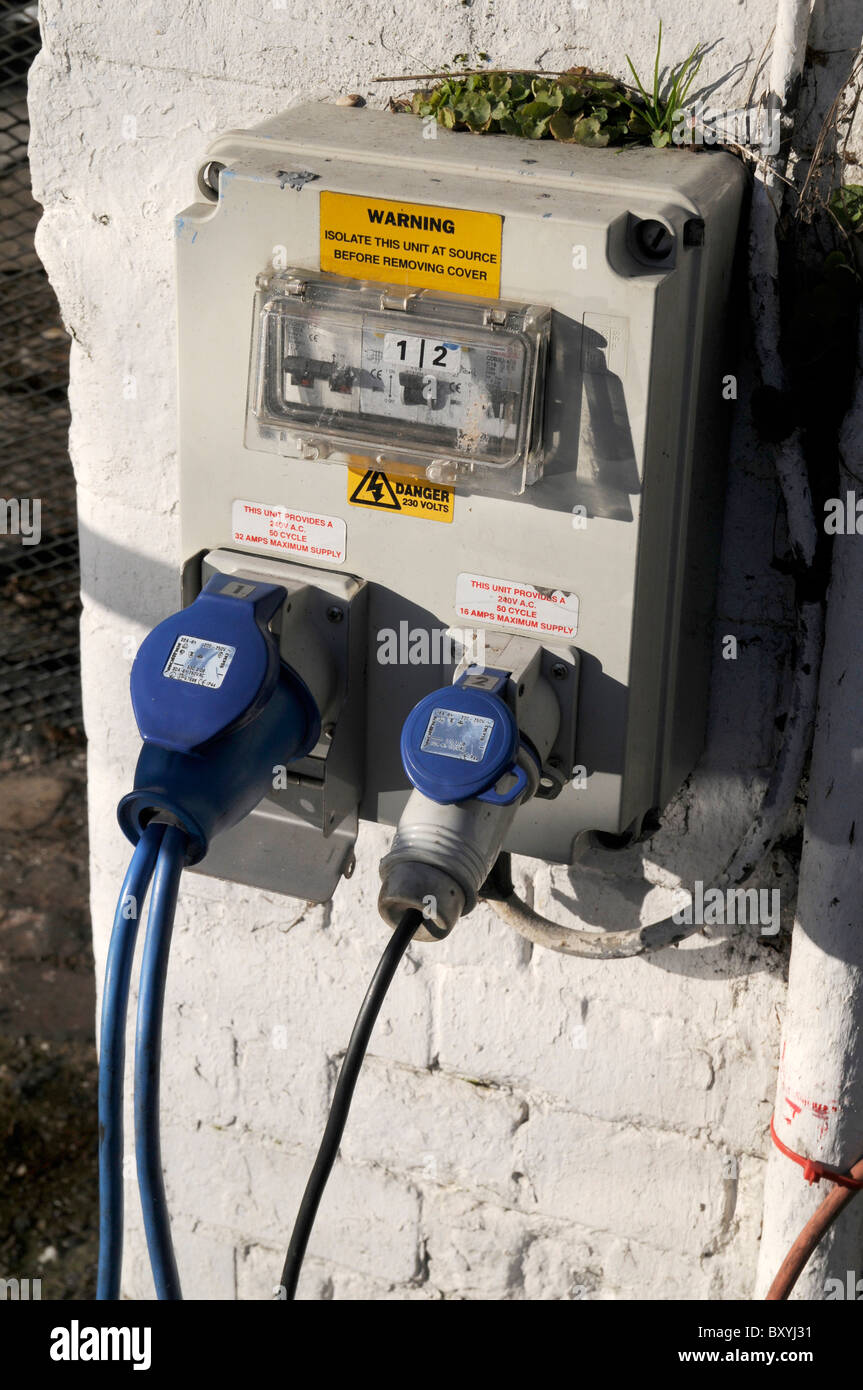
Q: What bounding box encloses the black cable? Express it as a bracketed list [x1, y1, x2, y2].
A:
[279, 908, 423, 1300]
[134, 824, 187, 1300]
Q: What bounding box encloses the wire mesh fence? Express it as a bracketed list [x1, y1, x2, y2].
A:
[0, 0, 81, 761]
[0, 9, 96, 1303]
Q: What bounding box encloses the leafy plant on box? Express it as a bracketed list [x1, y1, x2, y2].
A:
[398, 23, 705, 149]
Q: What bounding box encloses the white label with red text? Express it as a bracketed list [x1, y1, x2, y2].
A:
[232, 499, 346, 564]
[455, 572, 579, 639]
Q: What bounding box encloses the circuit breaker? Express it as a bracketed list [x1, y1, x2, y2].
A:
[174, 102, 745, 900]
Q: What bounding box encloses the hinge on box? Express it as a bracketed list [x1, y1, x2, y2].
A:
[380, 290, 421, 312]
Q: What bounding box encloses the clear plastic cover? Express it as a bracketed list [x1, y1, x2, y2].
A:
[246, 269, 550, 495]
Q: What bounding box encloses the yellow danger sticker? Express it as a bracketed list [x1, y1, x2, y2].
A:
[321, 191, 501, 298]
[347, 466, 454, 523]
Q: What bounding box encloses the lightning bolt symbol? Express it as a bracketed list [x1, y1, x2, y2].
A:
[368, 476, 384, 503]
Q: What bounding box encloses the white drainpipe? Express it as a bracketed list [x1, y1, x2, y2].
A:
[748, 0, 863, 1298]
[728, 0, 859, 1296]
[755, 311, 863, 1296]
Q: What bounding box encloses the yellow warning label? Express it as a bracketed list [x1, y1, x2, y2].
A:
[321, 191, 501, 298]
[347, 466, 454, 523]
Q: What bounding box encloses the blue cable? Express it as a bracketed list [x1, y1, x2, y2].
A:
[97, 821, 166, 1300]
[134, 823, 187, 1300]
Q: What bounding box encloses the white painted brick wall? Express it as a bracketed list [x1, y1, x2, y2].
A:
[30, 0, 803, 1300]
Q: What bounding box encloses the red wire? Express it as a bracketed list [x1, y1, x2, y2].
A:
[769, 1116, 863, 1190]
[765, 1118, 863, 1300]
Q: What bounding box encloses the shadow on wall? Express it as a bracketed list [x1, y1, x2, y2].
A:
[552, 0, 863, 975]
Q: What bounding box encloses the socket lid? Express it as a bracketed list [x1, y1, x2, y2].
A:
[401, 669, 524, 805]
[131, 572, 290, 754]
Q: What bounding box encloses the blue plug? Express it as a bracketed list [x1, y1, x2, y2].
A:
[400, 669, 530, 807]
[118, 572, 320, 863]
[379, 668, 540, 940]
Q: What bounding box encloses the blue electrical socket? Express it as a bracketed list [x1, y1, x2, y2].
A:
[117, 572, 320, 864]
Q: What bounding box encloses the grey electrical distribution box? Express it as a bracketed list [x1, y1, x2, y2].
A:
[175, 102, 745, 900]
